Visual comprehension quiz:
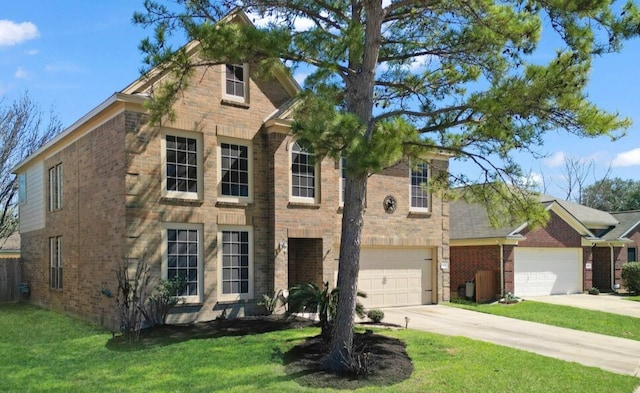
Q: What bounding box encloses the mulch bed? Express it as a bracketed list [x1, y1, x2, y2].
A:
[107, 315, 413, 389]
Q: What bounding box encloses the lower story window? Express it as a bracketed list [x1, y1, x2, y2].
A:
[165, 224, 202, 301]
[50, 237, 62, 289]
[220, 228, 252, 298]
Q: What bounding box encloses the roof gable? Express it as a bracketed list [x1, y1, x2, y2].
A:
[450, 198, 595, 244]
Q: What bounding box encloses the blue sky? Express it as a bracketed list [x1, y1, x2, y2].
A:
[2, 1, 640, 199]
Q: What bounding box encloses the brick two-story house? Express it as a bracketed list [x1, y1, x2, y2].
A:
[13, 12, 450, 329]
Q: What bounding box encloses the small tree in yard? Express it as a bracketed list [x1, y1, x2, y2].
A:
[287, 282, 366, 344]
[134, 0, 640, 372]
[622, 262, 640, 295]
[1, 92, 61, 239]
[115, 259, 150, 343]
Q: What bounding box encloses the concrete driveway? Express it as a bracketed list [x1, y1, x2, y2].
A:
[531, 293, 640, 318]
[380, 304, 640, 377]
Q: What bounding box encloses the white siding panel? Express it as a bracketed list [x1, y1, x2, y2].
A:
[19, 161, 45, 233]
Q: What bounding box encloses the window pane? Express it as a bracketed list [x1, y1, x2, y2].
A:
[221, 230, 250, 295]
[166, 229, 199, 297]
[165, 135, 198, 194]
[220, 142, 249, 197]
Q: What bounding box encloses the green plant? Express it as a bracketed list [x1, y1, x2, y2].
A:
[366, 309, 385, 323]
[257, 290, 282, 315]
[622, 262, 640, 295]
[588, 287, 600, 295]
[140, 276, 185, 327]
[287, 282, 366, 343]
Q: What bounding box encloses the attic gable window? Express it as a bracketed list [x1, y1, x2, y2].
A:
[223, 64, 249, 103]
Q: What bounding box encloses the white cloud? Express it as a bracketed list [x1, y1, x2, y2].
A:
[612, 148, 640, 167]
[25, 49, 39, 56]
[0, 20, 39, 46]
[44, 61, 84, 74]
[14, 67, 28, 79]
[543, 151, 565, 168]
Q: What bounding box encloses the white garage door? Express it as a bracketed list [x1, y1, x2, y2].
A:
[355, 247, 433, 308]
[514, 248, 582, 297]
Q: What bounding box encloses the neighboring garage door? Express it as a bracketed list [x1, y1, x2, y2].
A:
[355, 247, 433, 308]
[514, 248, 582, 297]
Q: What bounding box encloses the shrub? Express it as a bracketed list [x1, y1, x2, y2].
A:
[622, 262, 640, 295]
[140, 276, 185, 327]
[257, 290, 282, 315]
[588, 287, 600, 295]
[366, 309, 385, 323]
[287, 282, 366, 343]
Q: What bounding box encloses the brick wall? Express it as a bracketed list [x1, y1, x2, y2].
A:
[450, 245, 500, 298]
[518, 212, 582, 247]
[22, 113, 128, 329]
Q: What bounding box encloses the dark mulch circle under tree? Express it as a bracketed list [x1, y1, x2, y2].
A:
[107, 315, 413, 389]
[283, 330, 413, 389]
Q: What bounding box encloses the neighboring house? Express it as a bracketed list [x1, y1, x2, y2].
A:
[12, 11, 450, 329]
[450, 194, 628, 299]
[597, 210, 640, 290]
[0, 231, 20, 258]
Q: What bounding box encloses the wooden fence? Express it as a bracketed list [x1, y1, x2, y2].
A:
[475, 270, 500, 303]
[0, 258, 21, 303]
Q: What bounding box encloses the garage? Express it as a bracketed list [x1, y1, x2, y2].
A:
[514, 248, 582, 297]
[355, 247, 433, 308]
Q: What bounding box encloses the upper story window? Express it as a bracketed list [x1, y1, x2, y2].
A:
[410, 162, 430, 212]
[218, 139, 252, 203]
[49, 164, 63, 211]
[291, 141, 317, 203]
[50, 236, 62, 290]
[223, 64, 249, 103]
[18, 174, 26, 205]
[163, 224, 203, 303]
[162, 131, 203, 200]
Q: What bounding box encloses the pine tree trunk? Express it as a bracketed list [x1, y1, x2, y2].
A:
[323, 171, 367, 372]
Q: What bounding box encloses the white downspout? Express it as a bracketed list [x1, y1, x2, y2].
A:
[500, 243, 504, 297]
[609, 244, 616, 293]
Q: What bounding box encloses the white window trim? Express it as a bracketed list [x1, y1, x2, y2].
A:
[216, 137, 253, 204]
[289, 141, 319, 204]
[161, 223, 204, 304]
[410, 161, 430, 213]
[161, 129, 204, 201]
[217, 225, 254, 302]
[49, 164, 63, 211]
[222, 63, 249, 104]
[339, 158, 346, 207]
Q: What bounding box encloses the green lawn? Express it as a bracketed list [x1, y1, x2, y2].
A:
[0, 304, 638, 392]
[624, 295, 640, 302]
[449, 300, 639, 341]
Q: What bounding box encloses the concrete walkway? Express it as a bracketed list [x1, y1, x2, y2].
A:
[531, 293, 640, 318]
[380, 305, 640, 378]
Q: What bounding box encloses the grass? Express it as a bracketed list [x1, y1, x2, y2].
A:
[624, 295, 640, 302]
[450, 300, 639, 341]
[1, 303, 638, 392]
